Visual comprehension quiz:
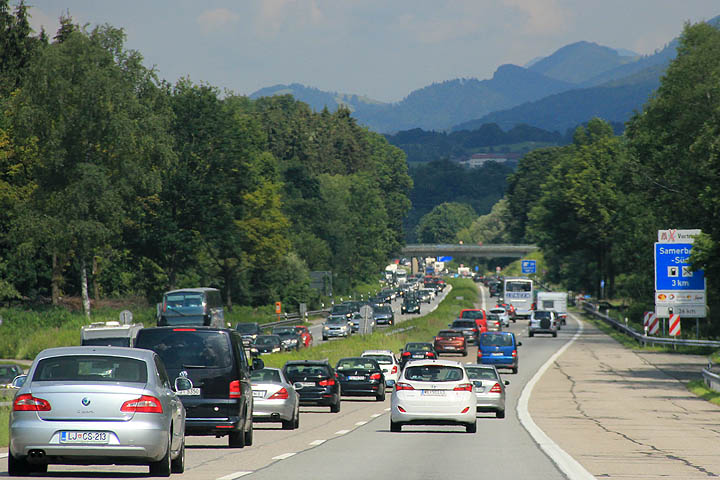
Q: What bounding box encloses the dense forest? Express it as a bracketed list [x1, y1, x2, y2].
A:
[0, 3, 412, 314]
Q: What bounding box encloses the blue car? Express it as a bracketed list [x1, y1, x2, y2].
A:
[476, 332, 521, 374]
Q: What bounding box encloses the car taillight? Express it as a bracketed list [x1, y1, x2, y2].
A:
[391, 365, 398, 374]
[369, 373, 382, 380]
[395, 382, 414, 391]
[269, 388, 289, 399]
[121, 395, 163, 413]
[477, 350, 483, 358]
[401, 351, 411, 357]
[435, 337, 441, 341]
[427, 352, 436, 358]
[230, 380, 242, 398]
[511, 350, 517, 357]
[318, 378, 335, 386]
[454, 383, 473, 392]
[172, 328, 197, 332]
[489, 383, 502, 393]
[13, 394, 51, 411]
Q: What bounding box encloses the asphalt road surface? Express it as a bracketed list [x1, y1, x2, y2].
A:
[3, 284, 581, 479]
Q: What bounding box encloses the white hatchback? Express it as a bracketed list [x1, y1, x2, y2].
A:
[390, 359, 477, 433]
[489, 307, 510, 327]
[361, 350, 400, 388]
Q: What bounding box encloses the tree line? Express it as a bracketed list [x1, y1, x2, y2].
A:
[0, 4, 412, 315]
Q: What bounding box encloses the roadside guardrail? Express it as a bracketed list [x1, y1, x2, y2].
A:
[261, 309, 330, 329]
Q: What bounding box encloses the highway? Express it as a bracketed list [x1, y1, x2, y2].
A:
[3, 284, 581, 479]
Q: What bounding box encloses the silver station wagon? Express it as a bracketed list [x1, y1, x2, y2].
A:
[8, 346, 186, 477]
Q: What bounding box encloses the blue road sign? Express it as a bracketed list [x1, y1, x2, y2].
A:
[654, 243, 705, 290]
[521, 260, 536, 274]
[438, 256, 453, 262]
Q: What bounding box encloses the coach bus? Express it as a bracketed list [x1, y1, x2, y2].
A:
[503, 277, 533, 318]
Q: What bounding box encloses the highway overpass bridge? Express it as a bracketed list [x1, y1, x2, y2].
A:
[400, 244, 538, 259]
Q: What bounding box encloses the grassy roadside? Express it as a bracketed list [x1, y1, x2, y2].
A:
[687, 380, 720, 407]
[1, 392, 11, 447]
[261, 278, 479, 369]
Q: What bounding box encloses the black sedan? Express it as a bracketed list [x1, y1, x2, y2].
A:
[272, 326, 302, 351]
[283, 360, 341, 413]
[335, 357, 386, 401]
[401, 297, 421, 315]
[250, 335, 282, 355]
[399, 342, 437, 369]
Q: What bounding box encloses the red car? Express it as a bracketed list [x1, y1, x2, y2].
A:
[458, 308, 488, 334]
[294, 325, 313, 348]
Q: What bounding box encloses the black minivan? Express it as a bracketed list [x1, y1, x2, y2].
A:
[135, 327, 262, 447]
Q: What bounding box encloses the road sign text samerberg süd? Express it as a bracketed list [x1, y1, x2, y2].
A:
[654, 229, 707, 318]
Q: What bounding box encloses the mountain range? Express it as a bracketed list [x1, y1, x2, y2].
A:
[250, 17, 718, 135]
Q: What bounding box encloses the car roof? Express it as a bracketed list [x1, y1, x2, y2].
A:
[164, 287, 219, 294]
[35, 346, 155, 362]
[284, 360, 330, 365]
[362, 350, 395, 356]
[464, 363, 499, 370]
[404, 359, 465, 368]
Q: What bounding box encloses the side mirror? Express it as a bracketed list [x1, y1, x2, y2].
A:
[174, 377, 193, 392]
[504, 380, 510, 386]
[11, 374, 27, 389]
[252, 357, 265, 371]
[517, 342, 522, 347]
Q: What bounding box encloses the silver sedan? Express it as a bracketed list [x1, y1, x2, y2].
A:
[464, 363, 509, 418]
[8, 346, 186, 477]
[251, 368, 300, 430]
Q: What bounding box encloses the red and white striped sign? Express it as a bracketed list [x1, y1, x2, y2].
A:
[644, 311, 659, 335]
[669, 314, 681, 337]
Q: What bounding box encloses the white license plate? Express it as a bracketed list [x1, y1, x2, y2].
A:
[412, 354, 424, 359]
[474, 387, 485, 393]
[176, 387, 201, 396]
[348, 376, 365, 381]
[421, 389, 446, 396]
[60, 431, 109, 444]
[299, 382, 315, 387]
[491, 352, 503, 356]
[252, 390, 266, 398]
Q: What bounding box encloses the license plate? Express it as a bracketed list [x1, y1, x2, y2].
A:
[412, 354, 424, 359]
[491, 352, 503, 356]
[421, 390, 446, 396]
[474, 387, 485, 393]
[176, 387, 201, 396]
[348, 376, 365, 381]
[252, 390, 266, 398]
[60, 431, 109, 444]
[445, 346, 456, 350]
[299, 382, 315, 387]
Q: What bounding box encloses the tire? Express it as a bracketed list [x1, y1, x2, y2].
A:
[552, 332, 557, 337]
[171, 438, 185, 474]
[462, 349, 467, 356]
[228, 428, 246, 448]
[8, 452, 30, 477]
[528, 331, 534, 337]
[294, 409, 300, 429]
[330, 397, 341, 413]
[282, 417, 295, 430]
[512, 367, 518, 374]
[376, 388, 386, 402]
[149, 433, 172, 477]
[244, 421, 254, 446]
[390, 420, 402, 432]
[322, 336, 328, 341]
[466, 421, 477, 433]
[496, 410, 505, 419]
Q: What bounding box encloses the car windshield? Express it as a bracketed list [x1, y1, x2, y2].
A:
[330, 305, 352, 315]
[285, 364, 330, 377]
[135, 330, 232, 369]
[465, 367, 499, 381]
[251, 368, 282, 383]
[33, 355, 148, 383]
[481, 334, 514, 347]
[452, 321, 476, 328]
[327, 317, 347, 325]
[377, 306, 392, 314]
[362, 355, 393, 365]
[254, 336, 280, 346]
[337, 358, 379, 370]
[273, 327, 295, 335]
[405, 343, 433, 351]
[0, 365, 20, 380]
[460, 310, 484, 319]
[236, 323, 258, 334]
[294, 327, 306, 334]
[404, 365, 463, 382]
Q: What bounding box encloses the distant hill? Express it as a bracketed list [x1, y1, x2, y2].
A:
[527, 41, 638, 84]
[249, 83, 386, 113]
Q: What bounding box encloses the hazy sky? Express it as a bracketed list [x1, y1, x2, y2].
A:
[26, 1, 720, 103]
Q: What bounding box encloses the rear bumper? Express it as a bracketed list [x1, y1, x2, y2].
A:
[253, 399, 295, 422]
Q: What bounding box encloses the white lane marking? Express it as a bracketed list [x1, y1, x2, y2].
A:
[355, 421, 367, 426]
[517, 314, 596, 480]
[0, 453, 8, 459]
[217, 472, 253, 480]
[384, 407, 390, 411]
[371, 413, 383, 418]
[334, 429, 350, 435]
[272, 452, 297, 460]
[309, 439, 326, 446]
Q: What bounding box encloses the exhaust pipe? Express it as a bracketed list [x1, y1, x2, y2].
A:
[27, 449, 46, 463]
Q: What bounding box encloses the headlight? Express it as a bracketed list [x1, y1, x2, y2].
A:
[323, 326, 330, 331]
[250, 348, 258, 352]
[290, 339, 298, 344]
[272, 347, 281, 352]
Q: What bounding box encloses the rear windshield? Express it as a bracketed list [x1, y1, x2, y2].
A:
[404, 365, 463, 382]
[480, 334, 514, 347]
[331, 305, 352, 315]
[405, 343, 433, 351]
[465, 367, 499, 381]
[437, 331, 463, 338]
[452, 320, 476, 328]
[33, 355, 148, 383]
[285, 364, 330, 377]
[362, 355, 393, 365]
[460, 310, 484, 319]
[534, 311, 553, 319]
[135, 329, 232, 369]
[251, 368, 281, 383]
[487, 314, 501, 321]
[337, 358, 379, 370]
[82, 337, 131, 347]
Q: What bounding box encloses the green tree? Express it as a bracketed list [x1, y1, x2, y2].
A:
[416, 202, 476, 244]
[457, 197, 511, 245]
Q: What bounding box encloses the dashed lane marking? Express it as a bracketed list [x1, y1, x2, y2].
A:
[309, 439, 326, 446]
[355, 421, 367, 426]
[384, 407, 390, 411]
[371, 413, 383, 418]
[334, 429, 350, 435]
[272, 452, 297, 460]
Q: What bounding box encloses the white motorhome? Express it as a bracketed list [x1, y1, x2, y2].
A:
[536, 291, 568, 325]
[81, 321, 144, 347]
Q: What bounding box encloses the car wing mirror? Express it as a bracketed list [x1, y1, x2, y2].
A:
[252, 357, 265, 370]
[174, 377, 193, 392]
[11, 374, 27, 389]
[504, 380, 510, 386]
[517, 342, 522, 347]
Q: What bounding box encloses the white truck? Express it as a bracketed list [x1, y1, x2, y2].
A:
[458, 266, 471, 277]
[536, 291, 568, 326]
[81, 320, 144, 347]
